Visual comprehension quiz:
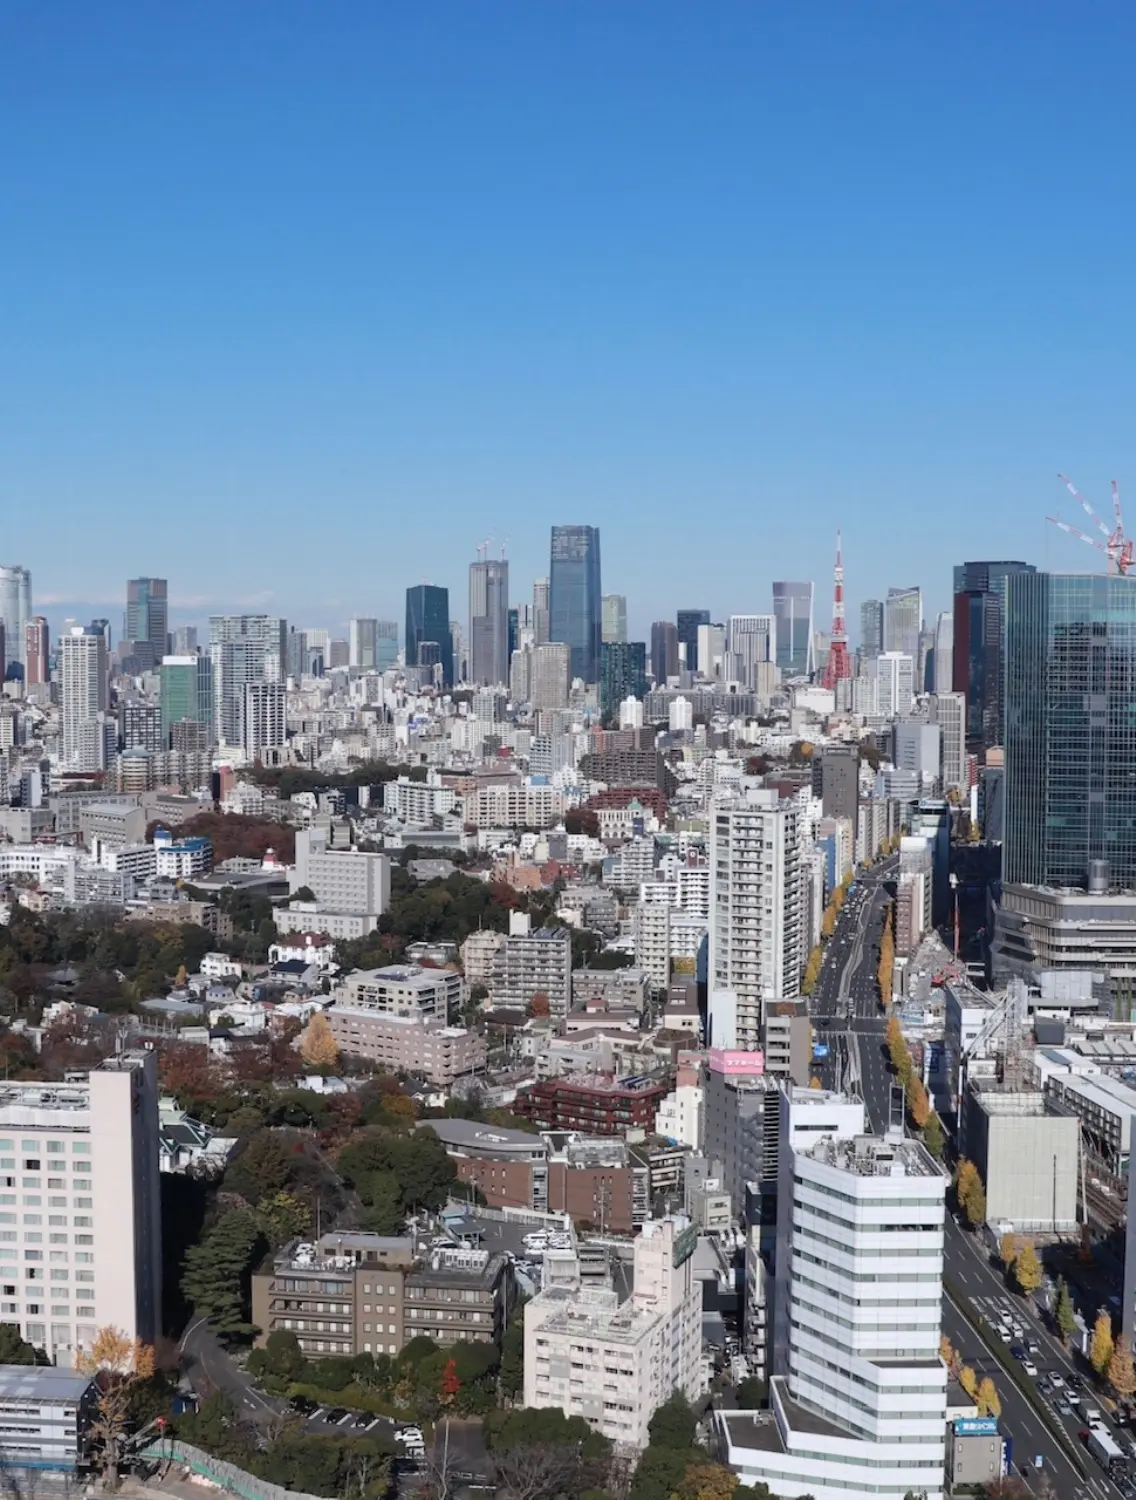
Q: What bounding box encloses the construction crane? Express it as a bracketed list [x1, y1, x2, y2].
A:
[1047, 473, 1135, 574]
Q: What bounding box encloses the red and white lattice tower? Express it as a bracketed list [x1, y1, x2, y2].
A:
[822, 531, 852, 689]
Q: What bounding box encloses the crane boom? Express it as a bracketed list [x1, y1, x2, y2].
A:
[1112, 480, 1125, 533]
[1058, 472, 1112, 540]
[1047, 515, 1108, 553]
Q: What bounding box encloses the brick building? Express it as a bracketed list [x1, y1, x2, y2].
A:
[512, 1073, 670, 1135]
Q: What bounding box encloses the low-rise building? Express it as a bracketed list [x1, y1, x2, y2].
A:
[404, 1245, 515, 1347]
[512, 1073, 670, 1135]
[330, 964, 462, 1022]
[0, 1366, 97, 1474]
[328, 1009, 486, 1085]
[524, 1214, 701, 1449]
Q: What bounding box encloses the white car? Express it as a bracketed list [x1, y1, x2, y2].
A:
[1023, 1360, 1038, 1377]
[395, 1427, 424, 1444]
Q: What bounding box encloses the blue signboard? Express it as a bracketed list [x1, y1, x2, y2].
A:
[955, 1418, 998, 1436]
[812, 1043, 830, 1059]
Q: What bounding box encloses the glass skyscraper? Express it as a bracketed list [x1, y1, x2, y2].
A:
[549, 525, 601, 683]
[676, 609, 709, 673]
[126, 577, 169, 666]
[953, 559, 1035, 754]
[599, 641, 647, 721]
[405, 584, 453, 688]
[771, 581, 814, 677]
[1004, 572, 1136, 889]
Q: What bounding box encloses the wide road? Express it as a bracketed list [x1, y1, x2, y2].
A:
[811, 861, 1120, 1500]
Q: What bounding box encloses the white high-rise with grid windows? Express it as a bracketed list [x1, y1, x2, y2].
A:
[708, 783, 803, 1049]
[0, 1053, 161, 1367]
[716, 1089, 948, 1500]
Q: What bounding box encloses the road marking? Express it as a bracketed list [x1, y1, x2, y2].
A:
[178, 1315, 207, 1351]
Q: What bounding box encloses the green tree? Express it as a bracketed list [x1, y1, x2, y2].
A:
[630, 1446, 692, 1500]
[484, 1405, 611, 1460]
[1055, 1280, 1077, 1344]
[0, 1322, 46, 1365]
[499, 1303, 525, 1400]
[359, 1173, 406, 1235]
[736, 1376, 767, 1409]
[181, 1210, 264, 1342]
[223, 1130, 294, 1206]
[922, 1112, 944, 1160]
[647, 1390, 698, 1450]
[256, 1191, 311, 1248]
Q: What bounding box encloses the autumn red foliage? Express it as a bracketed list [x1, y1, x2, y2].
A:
[146, 812, 296, 866]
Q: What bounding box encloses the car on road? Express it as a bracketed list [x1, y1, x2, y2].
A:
[290, 1396, 318, 1415]
[1057, 1401, 1074, 1417]
[998, 1327, 1013, 1342]
[349, 1413, 373, 1429]
[1011, 1345, 1026, 1361]
[1051, 1374, 1067, 1390]
[1023, 1360, 1039, 1377]
[323, 1407, 348, 1425]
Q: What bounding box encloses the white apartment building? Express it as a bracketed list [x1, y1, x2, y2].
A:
[385, 775, 457, 828]
[490, 915, 572, 1020]
[0, 1053, 161, 1367]
[708, 783, 803, 1050]
[524, 1214, 702, 1449]
[291, 828, 390, 917]
[633, 903, 671, 993]
[465, 784, 565, 830]
[655, 1065, 704, 1150]
[243, 682, 286, 756]
[718, 1090, 948, 1500]
[60, 629, 109, 773]
[669, 697, 693, 733]
[331, 964, 462, 1023]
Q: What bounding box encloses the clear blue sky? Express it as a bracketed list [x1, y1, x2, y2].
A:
[4, 3, 1136, 640]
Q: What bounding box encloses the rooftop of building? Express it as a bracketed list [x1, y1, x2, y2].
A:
[343, 964, 456, 986]
[418, 1117, 544, 1153]
[408, 1245, 509, 1288]
[802, 1132, 941, 1179]
[271, 1233, 415, 1272]
[0, 1366, 93, 1403]
[526, 1071, 669, 1095]
[969, 1081, 1049, 1115]
[530, 1283, 658, 1342]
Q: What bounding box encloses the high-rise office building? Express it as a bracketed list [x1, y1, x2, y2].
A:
[932, 611, 953, 694]
[209, 615, 288, 750]
[24, 617, 48, 687]
[405, 585, 452, 688]
[549, 526, 602, 683]
[60, 627, 110, 771]
[676, 609, 710, 673]
[530, 643, 572, 711]
[929, 692, 967, 792]
[884, 586, 922, 659]
[599, 641, 647, 721]
[708, 784, 803, 1050]
[532, 578, 550, 645]
[859, 598, 884, 664]
[874, 652, 915, 719]
[727, 615, 775, 687]
[650, 621, 679, 683]
[469, 559, 510, 685]
[376, 620, 399, 671]
[771, 583, 814, 677]
[125, 578, 169, 667]
[349, 618, 378, 670]
[953, 560, 1036, 755]
[1004, 572, 1136, 890]
[171, 626, 198, 655]
[0, 566, 31, 675]
[722, 1088, 948, 1500]
[507, 607, 519, 664]
[602, 594, 628, 644]
[160, 654, 215, 747]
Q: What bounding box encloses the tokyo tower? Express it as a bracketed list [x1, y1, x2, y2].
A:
[822, 531, 852, 689]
